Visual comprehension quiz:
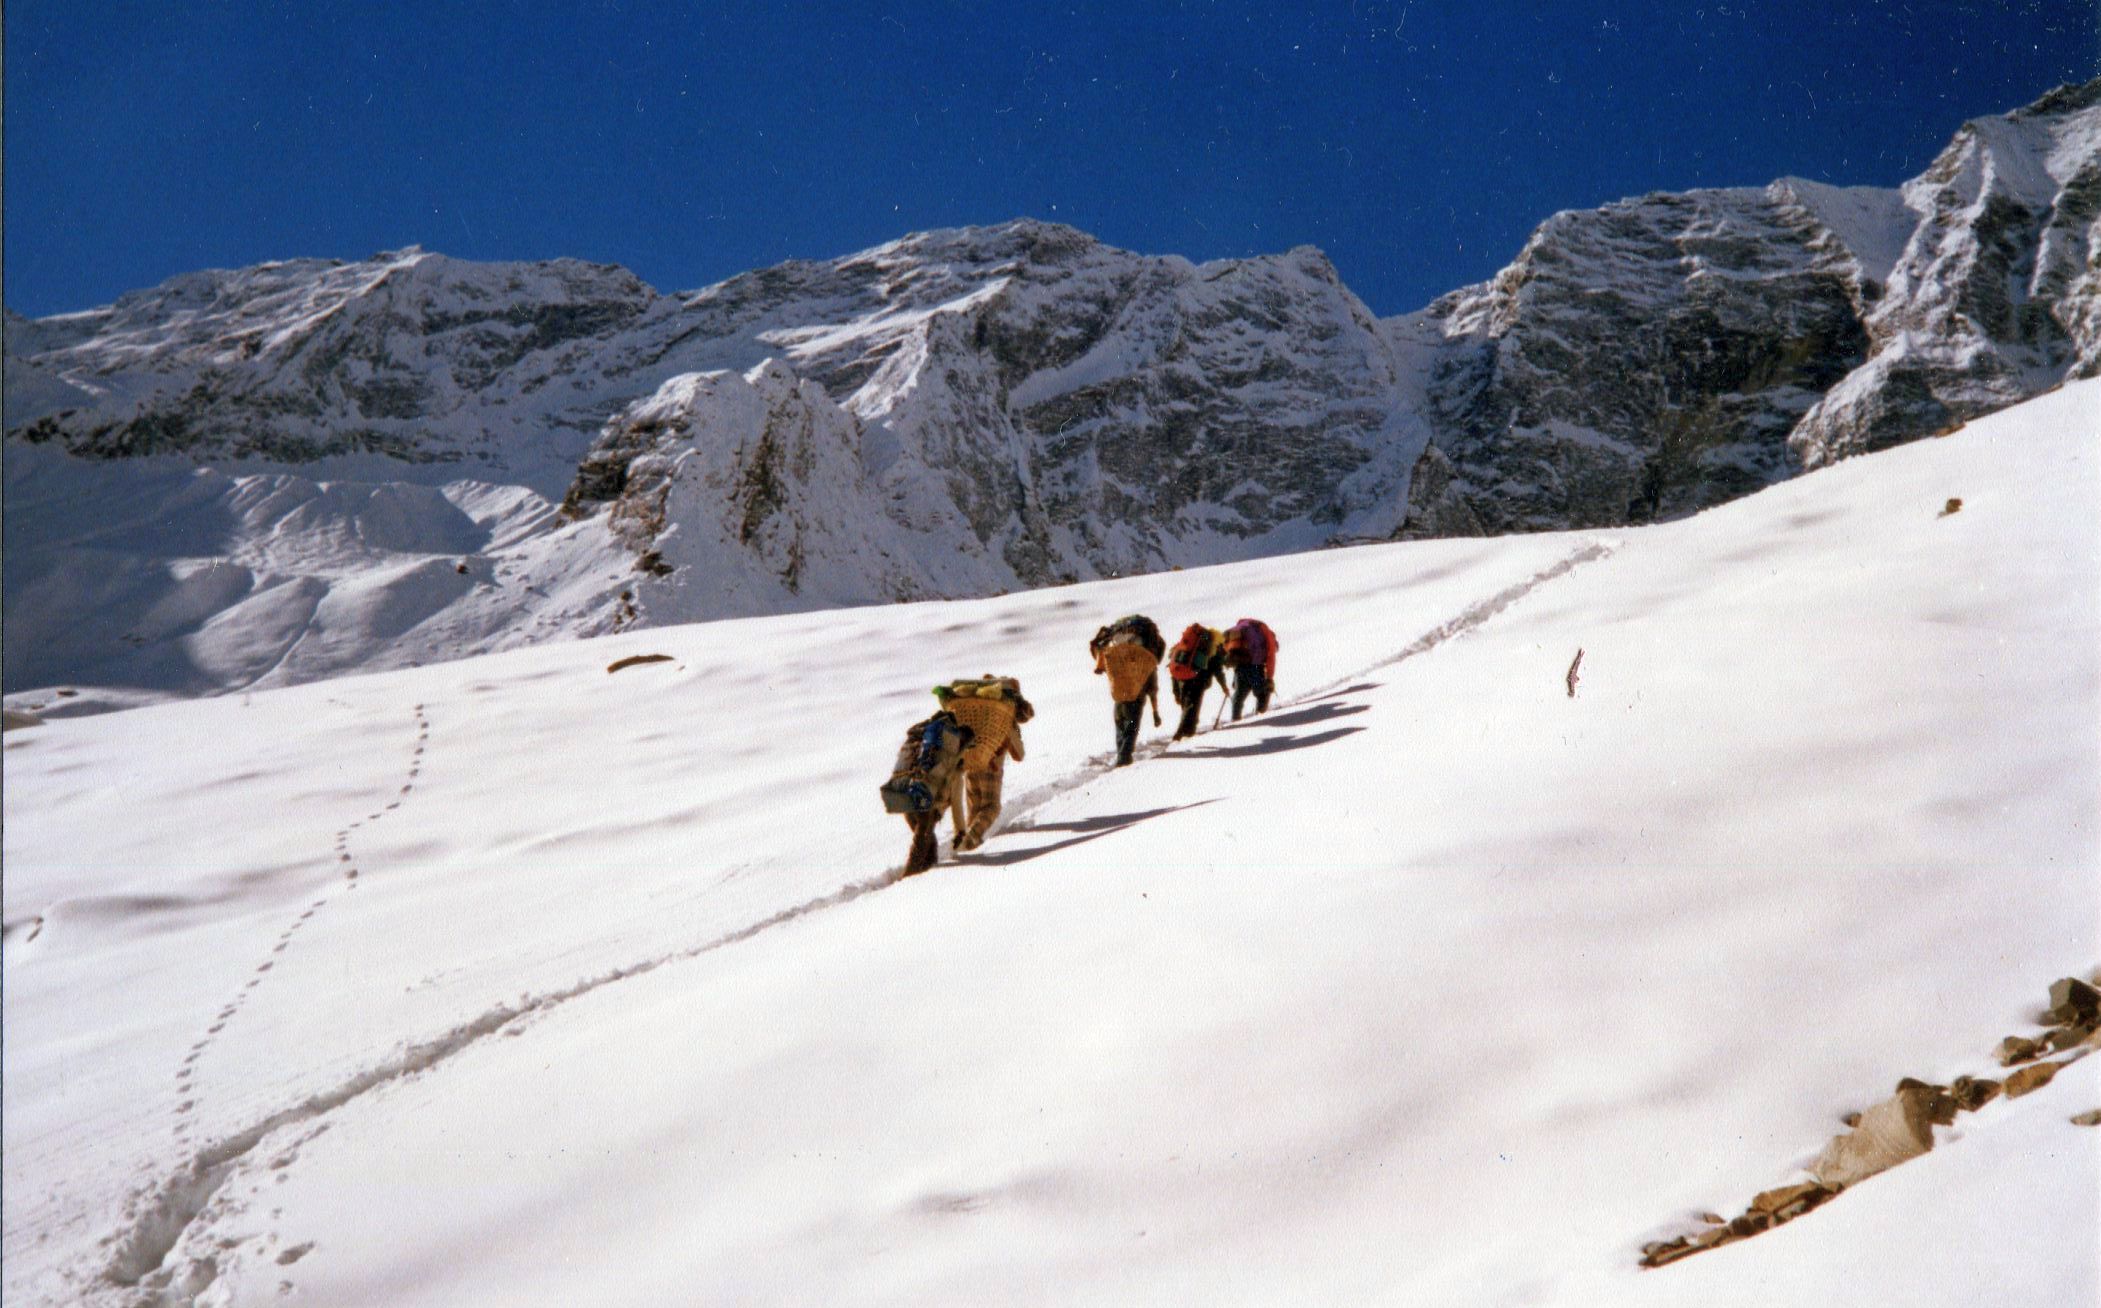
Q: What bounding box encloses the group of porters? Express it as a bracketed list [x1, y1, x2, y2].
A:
[880, 615, 1282, 875]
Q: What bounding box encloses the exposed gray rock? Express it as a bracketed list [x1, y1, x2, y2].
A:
[4, 252, 661, 478]
[1399, 182, 1888, 537]
[1809, 1081, 1946, 1188]
[547, 224, 1425, 611]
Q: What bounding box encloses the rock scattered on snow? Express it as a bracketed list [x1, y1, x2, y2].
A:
[1949, 1074, 2003, 1112]
[2044, 976, 2099, 1026]
[1644, 969, 2100, 1270]
[605, 654, 674, 674]
[1997, 1034, 2045, 1066]
[2004, 1061, 2063, 1099]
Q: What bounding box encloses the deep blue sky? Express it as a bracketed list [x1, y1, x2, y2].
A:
[4, 1, 2094, 319]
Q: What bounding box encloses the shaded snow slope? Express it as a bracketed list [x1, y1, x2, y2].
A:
[1, 441, 627, 706]
[5, 380, 2094, 1306]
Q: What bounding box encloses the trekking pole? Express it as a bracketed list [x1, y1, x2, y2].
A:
[1212, 695, 1226, 731]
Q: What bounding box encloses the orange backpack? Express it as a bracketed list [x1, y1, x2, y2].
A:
[1167, 624, 1212, 681]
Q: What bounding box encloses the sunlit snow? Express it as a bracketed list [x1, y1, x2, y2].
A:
[4, 382, 2095, 1306]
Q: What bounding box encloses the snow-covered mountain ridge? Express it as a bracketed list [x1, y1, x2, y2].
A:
[5, 82, 2095, 707]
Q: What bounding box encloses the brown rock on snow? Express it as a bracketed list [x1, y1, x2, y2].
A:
[2071, 1109, 2101, 1127]
[1950, 1075, 2003, 1112]
[1641, 1217, 1756, 1269]
[1641, 1237, 1698, 1268]
[1750, 1182, 1836, 1222]
[1894, 1078, 1961, 1126]
[1997, 1035, 2044, 1066]
[2045, 977, 2100, 1026]
[2004, 1061, 2062, 1099]
[2044, 1022, 2096, 1053]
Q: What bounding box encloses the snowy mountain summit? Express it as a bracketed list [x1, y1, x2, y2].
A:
[1403, 78, 2101, 534]
[5, 82, 2097, 707]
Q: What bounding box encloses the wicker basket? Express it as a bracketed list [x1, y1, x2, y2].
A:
[945, 696, 1017, 771]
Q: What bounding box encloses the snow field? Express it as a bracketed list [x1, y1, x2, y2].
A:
[3, 381, 2096, 1305]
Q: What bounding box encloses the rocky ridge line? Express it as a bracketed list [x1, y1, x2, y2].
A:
[3, 82, 2095, 703]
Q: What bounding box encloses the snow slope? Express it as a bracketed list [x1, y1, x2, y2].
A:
[0, 442, 623, 709]
[3, 381, 2095, 1306]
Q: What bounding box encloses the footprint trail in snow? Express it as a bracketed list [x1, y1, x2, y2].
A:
[168, 704, 432, 1153]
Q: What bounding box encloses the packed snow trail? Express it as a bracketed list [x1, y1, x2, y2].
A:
[5, 382, 2095, 1306]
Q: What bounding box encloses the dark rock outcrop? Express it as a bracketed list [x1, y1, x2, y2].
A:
[1398, 182, 1889, 536]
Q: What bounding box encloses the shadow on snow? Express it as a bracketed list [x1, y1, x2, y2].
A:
[1214, 699, 1371, 732]
[957, 800, 1221, 867]
[1162, 725, 1368, 759]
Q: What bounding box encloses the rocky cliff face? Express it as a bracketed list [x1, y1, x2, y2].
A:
[5, 83, 2095, 704]
[565, 360, 938, 614]
[1788, 79, 2101, 467]
[557, 223, 1423, 609]
[1398, 81, 2097, 536]
[1396, 182, 1897, 537]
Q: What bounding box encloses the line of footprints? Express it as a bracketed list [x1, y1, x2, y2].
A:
[173, 705, 431, 1148]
